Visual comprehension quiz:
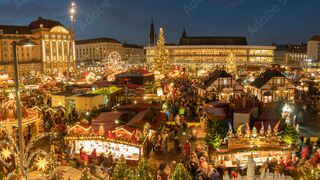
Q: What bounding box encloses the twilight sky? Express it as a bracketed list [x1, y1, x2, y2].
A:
[0, 0, 319, 46]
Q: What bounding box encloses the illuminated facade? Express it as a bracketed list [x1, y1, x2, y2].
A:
[0, 17, 75, 75]
[76, 38, 145, 67]
[250, 69, 295, 103]
[146, 45, 275, 67]
[274, 44, 309, 67]
[145, 27, 275, 67]
[307, 35, 320, 63]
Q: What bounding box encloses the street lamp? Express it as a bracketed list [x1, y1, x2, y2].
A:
[12, 39, 38, 178]
[67, 0, 76, 81]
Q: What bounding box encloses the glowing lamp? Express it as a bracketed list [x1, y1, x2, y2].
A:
[157, 87, 163, 97]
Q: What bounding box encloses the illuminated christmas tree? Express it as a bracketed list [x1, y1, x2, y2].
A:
[225, 52, 237, 77]
[154, 27, 169, 74]
[135, 158, 153, 180]
[112, 160, 134, 180]
[171, 163, 192, 180]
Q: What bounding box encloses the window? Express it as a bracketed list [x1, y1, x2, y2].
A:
[223, 79, 228, 85]
[277, 79, 281, 85]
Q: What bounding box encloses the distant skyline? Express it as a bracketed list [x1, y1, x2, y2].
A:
[0, 0, 319, 45]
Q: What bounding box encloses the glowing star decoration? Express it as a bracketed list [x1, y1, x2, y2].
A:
[282, 103, 291, 113]
[36, 157, 49, 171]
[8, 93, 15, 100]
[1, 148, 11, 160]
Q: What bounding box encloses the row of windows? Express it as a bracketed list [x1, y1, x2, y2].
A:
[77, 47, 121, 53]
[44, 34, 69, 39]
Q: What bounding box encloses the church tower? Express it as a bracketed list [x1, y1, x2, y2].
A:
[182, 27, 187, 38]
[148, 18, 156, 46]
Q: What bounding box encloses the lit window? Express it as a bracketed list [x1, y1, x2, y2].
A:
[224, 79, 228, 85]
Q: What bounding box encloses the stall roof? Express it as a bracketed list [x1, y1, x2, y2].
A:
[203, 107, 226, 119]
[258, 109, 280, 122]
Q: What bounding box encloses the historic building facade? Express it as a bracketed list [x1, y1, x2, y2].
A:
[75, 38, 145, 67]
[145, 28, 275, 68]
[307, 35, 320, 63]
[274, 44, 309, 67]
[0, 17, 75, 75]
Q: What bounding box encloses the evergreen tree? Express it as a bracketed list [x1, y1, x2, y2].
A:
[206, 120, 228, 149]
[135, 158, 153, 180]
[80, 168, 90, 180]
[154, 27, 169, 74]
[112, 161, 135, 180]
[281, 125, 298, 145]
[225, 52, 237, 77]
[171, 163, 192, 180]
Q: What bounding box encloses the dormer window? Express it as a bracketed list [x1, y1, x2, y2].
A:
[277, 79, 281, 85]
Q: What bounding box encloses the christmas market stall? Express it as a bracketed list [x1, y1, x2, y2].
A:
[211, 121, 295, 168]
[65, 109, 162, 163]
[0, 93, 43, 138]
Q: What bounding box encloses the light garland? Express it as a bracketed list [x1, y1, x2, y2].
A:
[0, 128, 57, 178]
[65, 135, 142, 147]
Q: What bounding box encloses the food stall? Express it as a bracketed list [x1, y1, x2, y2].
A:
[65, 135, 141, 161]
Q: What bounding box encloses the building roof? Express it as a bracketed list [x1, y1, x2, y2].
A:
[309, 35, 320, 41]
[123, 43, 143, 49]
[275, 44, 307, 53]
[0, 25, 32, 34]
[251, 69, 286, 89]
[28, 17, 64, 29]
[78, 93, 100, 97]
[199, 69, 232, 90]
[53, 91, 78, 97]
[115, 68, 154, 78]
[179, 36, 248, 46]
[0, 17, 65, 35]
[76, 37, 121, 45]
[258, 109, 280, 122]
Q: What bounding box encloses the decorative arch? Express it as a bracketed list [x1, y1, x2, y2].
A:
[50, 26, 69, 33]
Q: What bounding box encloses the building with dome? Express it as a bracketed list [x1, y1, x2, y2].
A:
[0, 17, 75, 75]
[0, 94, 43, 138]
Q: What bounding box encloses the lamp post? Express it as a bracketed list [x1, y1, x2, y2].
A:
[67, 0, 76, 82]
[12, 39, 38, 178]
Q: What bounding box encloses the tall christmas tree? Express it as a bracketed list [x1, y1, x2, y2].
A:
[225, 52, 237, 77]
[135, 158, 153, 180]
[171, 163, 192, 180]
[154, 27, 169, 74]
[112, 160, 135, 180]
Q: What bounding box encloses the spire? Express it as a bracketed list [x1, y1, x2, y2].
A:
[148, 17, 156, 46]
[182, 27, 187, 38]
[150, 17, 154, 31]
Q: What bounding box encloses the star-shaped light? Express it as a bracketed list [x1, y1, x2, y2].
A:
[36, 157, 49, 171]
[0, 147, 11, 160]
[8, 93, 15, 100]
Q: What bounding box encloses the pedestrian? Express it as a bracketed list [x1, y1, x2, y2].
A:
[183, 140, 191, 159]
[174, 136, 180, 154]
